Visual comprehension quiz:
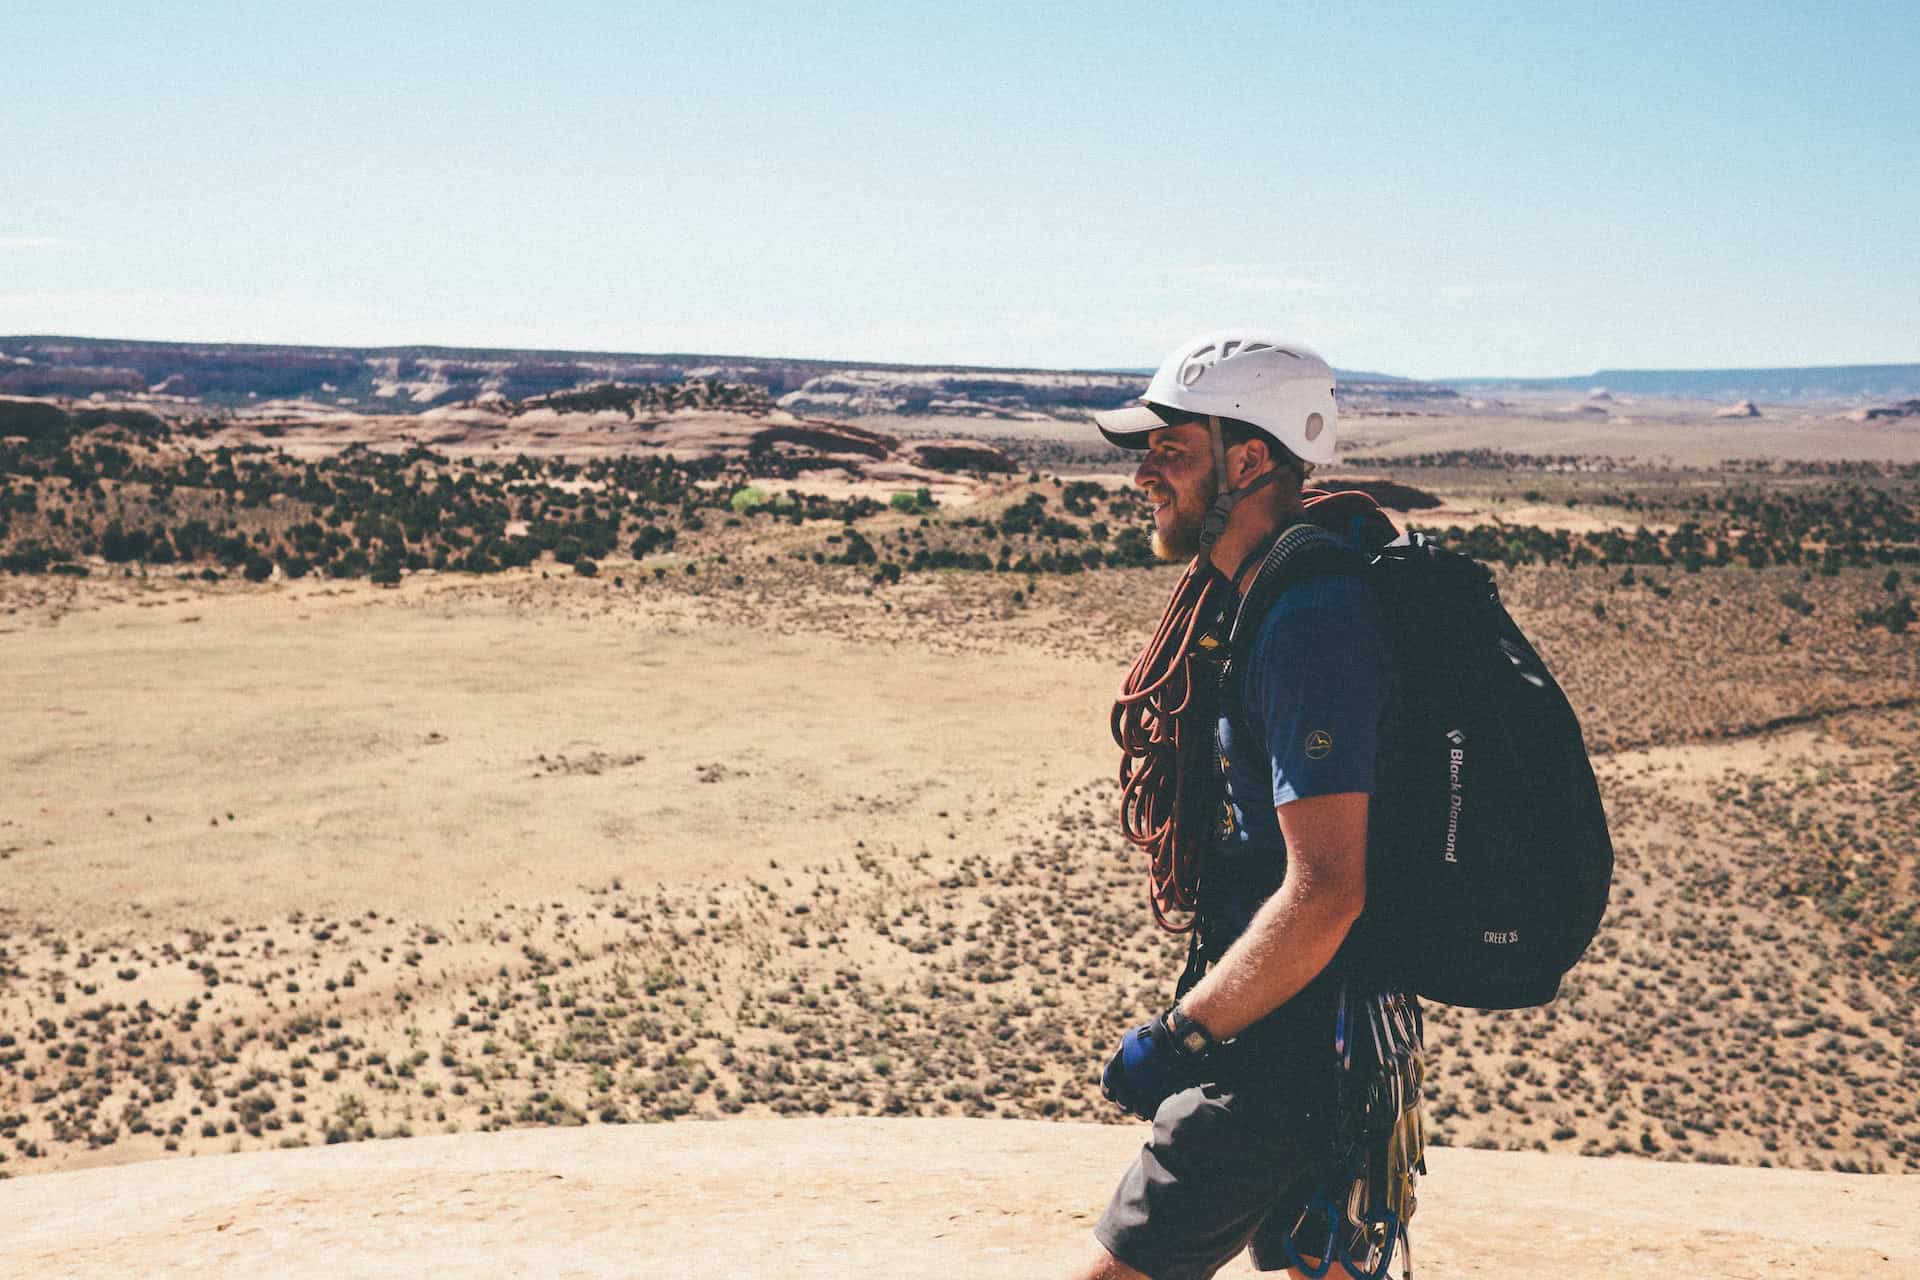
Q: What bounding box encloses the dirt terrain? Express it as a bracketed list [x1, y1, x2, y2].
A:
[7, 1120, 1915, 1277]
[3, 396, 1917, 1274]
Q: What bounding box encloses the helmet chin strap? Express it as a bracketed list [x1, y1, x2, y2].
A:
[1197, 414, 1282, 551]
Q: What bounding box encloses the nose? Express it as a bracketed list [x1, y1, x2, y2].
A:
[1133, 454, 1158, 490]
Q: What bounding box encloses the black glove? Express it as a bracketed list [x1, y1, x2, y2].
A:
[1101, 1008, 1216, 1121]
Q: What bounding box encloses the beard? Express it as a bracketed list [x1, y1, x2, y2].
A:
[1151, 471, 1219, 562]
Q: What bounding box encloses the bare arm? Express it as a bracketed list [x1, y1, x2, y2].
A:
[1176, 791, 1369, 1040]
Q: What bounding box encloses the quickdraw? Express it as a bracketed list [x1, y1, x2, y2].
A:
[1288, 985, 1428, 1280]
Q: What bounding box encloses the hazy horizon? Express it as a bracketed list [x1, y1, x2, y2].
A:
[9, 331, 1920, 394]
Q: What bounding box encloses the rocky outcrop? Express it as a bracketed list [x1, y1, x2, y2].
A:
[1714, 400, 1761, 418]
[1850, 399, 1920, 422]
[749, 421, 897, 461]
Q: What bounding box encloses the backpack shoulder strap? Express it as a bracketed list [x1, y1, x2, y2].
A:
[1224, 522, 1368, 668]
[1217, 522, 1371, 792]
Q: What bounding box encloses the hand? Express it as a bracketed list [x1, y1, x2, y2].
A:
[1100, 1012, 1198, 1121]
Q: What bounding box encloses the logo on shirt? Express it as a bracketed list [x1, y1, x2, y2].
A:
[1304, 729, 1334, 760]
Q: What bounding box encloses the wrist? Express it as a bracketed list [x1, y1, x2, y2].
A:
[1165, 1004, 1221, 1061]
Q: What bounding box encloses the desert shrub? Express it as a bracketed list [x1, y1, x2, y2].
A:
[998, 494, 1045, 536]
[832, 530, 877, 566]
[1062, 480, 1105, 516]
[889, 487, 936, 515]
[1857, 596, 1915, 634]
[1106, 527, 1156, 567]
[99, 522, 150, 563]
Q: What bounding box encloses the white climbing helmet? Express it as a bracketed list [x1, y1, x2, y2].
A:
[1094, 329, 1338, 466]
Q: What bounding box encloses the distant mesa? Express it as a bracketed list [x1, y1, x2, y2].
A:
[0, 337, 1159, 420]
[0, 361, 144, 397]
[1444, 362, 1920, 402]
[1714, 399, 1761, 419]
[1560, 402, 1612, 416]
[1587, 387, 1614, 401]
[0, 336, 1463, 421]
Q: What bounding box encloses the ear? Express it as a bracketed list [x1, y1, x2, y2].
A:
[1233, 434, 1272, 482]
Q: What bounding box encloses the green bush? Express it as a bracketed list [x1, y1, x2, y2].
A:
[889, 487, 936, 514]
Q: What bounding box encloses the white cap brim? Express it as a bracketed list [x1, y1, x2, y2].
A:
[1092, 403, 1177, 448]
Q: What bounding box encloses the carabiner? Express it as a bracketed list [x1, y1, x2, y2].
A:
[1281, 1190, 1340, 1280]
[1338, 1205, 1402, 1280]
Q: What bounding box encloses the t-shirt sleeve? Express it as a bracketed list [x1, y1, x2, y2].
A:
[1246, 576, 1392, 806]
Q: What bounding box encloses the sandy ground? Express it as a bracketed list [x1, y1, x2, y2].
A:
[1337, 410, 1920, 466]
[5, 1117, 1914, 1278]
[3, 578, 1115, 933]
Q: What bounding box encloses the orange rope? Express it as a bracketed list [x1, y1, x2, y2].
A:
[1111, 559, 1224, 933]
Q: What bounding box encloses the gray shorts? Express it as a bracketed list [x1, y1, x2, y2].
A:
[1094, 1082, 1335, 1280]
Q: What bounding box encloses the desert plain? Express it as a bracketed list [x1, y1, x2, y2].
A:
[3, 382, 1919, 1276]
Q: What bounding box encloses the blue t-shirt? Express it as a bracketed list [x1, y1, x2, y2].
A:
[1198, 571, 1392, 1081]
[1213, 574, 1392, 860]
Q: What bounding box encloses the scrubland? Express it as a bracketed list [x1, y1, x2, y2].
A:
[2, 401, 1917, 1187]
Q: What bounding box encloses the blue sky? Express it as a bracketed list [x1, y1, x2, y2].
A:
[4, 2, 1916, 377]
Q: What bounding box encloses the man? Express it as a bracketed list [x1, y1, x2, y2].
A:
[1077, 332, 1395, 1280]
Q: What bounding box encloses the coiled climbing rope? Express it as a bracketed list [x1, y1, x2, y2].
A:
[1110, 557, 1228, 933]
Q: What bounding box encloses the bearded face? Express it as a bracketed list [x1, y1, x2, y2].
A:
[1150, 467, 1219, 561]
[1133, 421, 1222, 562]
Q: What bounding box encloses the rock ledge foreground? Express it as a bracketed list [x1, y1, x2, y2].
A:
[4, 1118, 1912, 1277]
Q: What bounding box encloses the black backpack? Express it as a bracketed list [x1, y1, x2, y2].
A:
[1221, 522, 1613, 1010]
